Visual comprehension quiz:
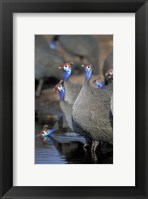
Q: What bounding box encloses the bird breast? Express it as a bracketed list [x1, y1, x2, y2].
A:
[72, 82, 112, 142]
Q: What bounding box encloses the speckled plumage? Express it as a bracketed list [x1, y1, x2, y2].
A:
[103, 82, 113, 120]
[60, 98, 92, 143]
[57, 84, 91, 143]
[72, 81, 113, 144]
[60, 101, 74, 131]
[103, 82, 113, 94]
[64, 80, 82, 105]
[110, 95, 113, 116]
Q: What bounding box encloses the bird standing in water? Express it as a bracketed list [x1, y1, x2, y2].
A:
[55, 80, 92, 148]
[55, 81, 74, 131]
[72, 64, 113, 152]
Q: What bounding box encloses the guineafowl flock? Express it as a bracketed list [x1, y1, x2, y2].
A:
[37, 35, 113, 156]
[55, 62, 113, 152]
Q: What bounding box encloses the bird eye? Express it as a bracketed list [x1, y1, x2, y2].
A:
[87, 66, 91, 69]
[64, 65, 69, 70]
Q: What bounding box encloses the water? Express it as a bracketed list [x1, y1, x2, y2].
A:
[35, 123, 113, 164]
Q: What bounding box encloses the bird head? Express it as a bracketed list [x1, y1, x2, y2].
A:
[93, 75, 105, 89]
[39, 124, 55, 142]
[105, 68, 113, 82]
[81, 64, 93, 81]
[54, 80, 65, 100]
[58, 62, 73, 80]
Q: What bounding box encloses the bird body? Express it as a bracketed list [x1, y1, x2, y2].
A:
[94, 70, 113, 130]
[72, 64, 113, 150]
[60, 100, 74, 131]
[64, 80, 81, 105]
[72, 81, 113, 144]
[110, 95, 113, 115]
[55, 81, 91, 146]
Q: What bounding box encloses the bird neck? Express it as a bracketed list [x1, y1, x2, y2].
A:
[85, 70, 92, 82]
[64, 68, 72, 81]
[84, 79, 90, 87]
[59, 90, 65, 100]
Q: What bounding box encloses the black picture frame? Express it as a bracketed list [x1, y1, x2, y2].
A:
[0, 0, 148, 198]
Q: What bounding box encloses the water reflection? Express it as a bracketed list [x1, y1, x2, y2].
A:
[35, 123, 113, 164]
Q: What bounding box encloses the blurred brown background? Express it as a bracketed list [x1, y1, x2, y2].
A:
[44, 35, 113, 71]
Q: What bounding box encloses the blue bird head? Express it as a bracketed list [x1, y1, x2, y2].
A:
[93, 75, 105, 89]
[41, 129, 55, 138]
[40, 124, 55, 141]
[54, 80, 65, 100]
[58, 63, 72, 80]
[82, 64, 93, 81]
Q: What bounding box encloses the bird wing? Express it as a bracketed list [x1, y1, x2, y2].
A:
[89, 89, 112, 138]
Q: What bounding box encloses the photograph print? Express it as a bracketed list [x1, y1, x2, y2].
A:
[35, 35, 113, 164]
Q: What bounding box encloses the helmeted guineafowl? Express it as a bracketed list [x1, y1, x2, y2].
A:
[55, 80, 92, 148]
[72, 64, 113, 152]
